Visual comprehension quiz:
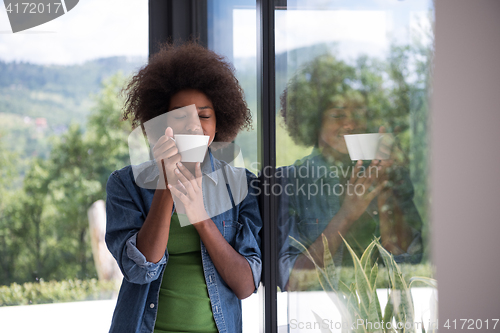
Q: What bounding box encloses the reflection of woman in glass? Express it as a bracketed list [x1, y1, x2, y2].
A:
[278, 55, 422, 290]
[105, 43, 262, 332]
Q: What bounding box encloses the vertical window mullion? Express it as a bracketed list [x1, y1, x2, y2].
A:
[148, 0, 171, 57]
[257, 0, 277, 332]
[148, 0, 208, 57]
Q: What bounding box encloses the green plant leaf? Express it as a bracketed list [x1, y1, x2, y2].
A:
[375, 242, 415, 333]
[289, 235, 334, 292]
[342, 281, 363, 323]
[325, 291, 355, 332]
[368, 287, 383, 333]
[383, 290, 394, 332]
[370, 263, 379, 289]
[322, 233, 338, 289]
[373, 285, 383, 326]
[340, 280, 359, 316]
[360, 238, 378, 273]
[339, 280, 352, 296]
[409, 277, 437, 288]
[341, 235, 372, 320]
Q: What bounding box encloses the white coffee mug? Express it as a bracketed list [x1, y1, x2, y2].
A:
[173, 134, 210, 162]
[344, 133, 394, 160]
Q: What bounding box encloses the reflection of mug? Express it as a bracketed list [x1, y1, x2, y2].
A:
[173, 134, 210, 162]
[344, 133, 394, 160]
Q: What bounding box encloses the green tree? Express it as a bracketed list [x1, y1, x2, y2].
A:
[43, 73, 132, 280]
[12, 159, 53, 282]
[47, 125, 102, 279]
[0, 73, 132, 285]
[85, 73, 133, 193]
[0, 135, 23, 284]
[0, 191, 24, 283]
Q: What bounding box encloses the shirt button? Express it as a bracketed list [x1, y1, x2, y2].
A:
[150, 303, 155, 309]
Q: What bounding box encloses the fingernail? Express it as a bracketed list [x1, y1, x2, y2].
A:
[177, 162, 182, 167]
[167, 184, 172, 189]
[174, 169, 179, 173]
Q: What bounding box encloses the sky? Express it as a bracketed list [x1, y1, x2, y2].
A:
[234, 3, 432, 61]
[234, 9, 392, 60]
[0, 0, 148, 65]
[0, 0, 432, 65]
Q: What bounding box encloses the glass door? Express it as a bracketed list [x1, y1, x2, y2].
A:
[205, 0, 436, 331]
[274, 1, 436, 332]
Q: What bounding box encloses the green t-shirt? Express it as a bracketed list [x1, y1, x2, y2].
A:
[154, 213, 218, 333]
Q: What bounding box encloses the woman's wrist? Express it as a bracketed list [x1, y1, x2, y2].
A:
[336, 205, 358, 225]
[192, 217, 211, 231]
[189, 211, 211, 228]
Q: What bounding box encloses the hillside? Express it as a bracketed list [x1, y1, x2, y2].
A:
[0, 56, 147, 167]
[0, 56, 146, 127]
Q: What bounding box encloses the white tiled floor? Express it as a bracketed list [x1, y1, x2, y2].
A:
[0, 299, 116, 333]
[0, 294, 277, 333]
[0, 288, 436, 333]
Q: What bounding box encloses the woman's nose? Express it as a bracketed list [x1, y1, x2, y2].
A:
[185, 115, 202, 133]
[343, 117, 356, 131]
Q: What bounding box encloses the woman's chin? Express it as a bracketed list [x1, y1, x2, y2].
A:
[336, 146, 349, 155]
[331, 142, 349, 155]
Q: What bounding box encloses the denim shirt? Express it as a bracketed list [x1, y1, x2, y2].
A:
[277, 149, 422, 289]
[105, 151, 262, 333]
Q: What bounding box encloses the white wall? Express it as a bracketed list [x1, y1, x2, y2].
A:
[432, 0, 500, 329]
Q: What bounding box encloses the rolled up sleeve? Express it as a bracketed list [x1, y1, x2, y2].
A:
[234, 172, 263, 292]
[105, 170, 167, 285]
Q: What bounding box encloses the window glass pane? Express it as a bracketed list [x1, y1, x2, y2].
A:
[208, 0, 258, 174]
[207, 1, 260, 332]
[275, 1, 435, 332]
[0, 1, 147, 331]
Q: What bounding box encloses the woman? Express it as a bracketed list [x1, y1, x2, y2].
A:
[105, 42, 262, 333]
[277, 54, 422, 290]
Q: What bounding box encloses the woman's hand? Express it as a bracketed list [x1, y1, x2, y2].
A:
[152, 127, 182, 188]
[372, 126, 414, 254]
[168, 161, 255, 298]
[338, 159, 386, 223]
[374, 125, 407, 190]
[167, 162, 210, 224]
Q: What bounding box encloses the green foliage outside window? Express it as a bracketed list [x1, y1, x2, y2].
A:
[0, 278, 118, 306]
[0, 73, 132, 286]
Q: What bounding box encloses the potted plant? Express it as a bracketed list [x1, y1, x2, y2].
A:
[289, 235, 437, 333]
